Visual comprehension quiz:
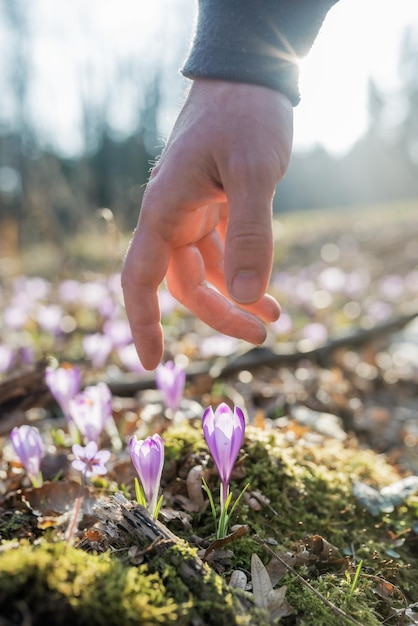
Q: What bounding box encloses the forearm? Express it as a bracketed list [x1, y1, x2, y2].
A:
[182, 0, 339, 105]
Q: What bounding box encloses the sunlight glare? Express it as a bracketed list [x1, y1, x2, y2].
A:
[294, 0, 418, 154]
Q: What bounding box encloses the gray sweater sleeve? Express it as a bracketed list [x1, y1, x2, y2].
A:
[181, 0, 339, 106]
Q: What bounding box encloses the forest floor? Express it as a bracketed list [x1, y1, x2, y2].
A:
[0, 200, 418, 625]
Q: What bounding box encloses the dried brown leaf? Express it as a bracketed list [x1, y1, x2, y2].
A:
[266, 552, 296, 586]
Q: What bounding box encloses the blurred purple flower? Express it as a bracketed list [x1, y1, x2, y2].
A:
[271, 270, 292, 295]
[82, 333, 113, 369]
[155, 361, 186, 412]
[202, 403, 245, 508]
[117, 343, 146, 374]
[318, 267, 347, 293]
[58, 279, 81, 303]
[10, 425, 43, 487]
[19, 346, 36, 367]
[366, 300, 393, 323]
[72, 441, 110, 477]
[69, 383, 112, 443]
[293, 279, 316, 305]
[345, 270, 370, 297]
[129, 434, 164, 515]
[272, 311, 293, 336]
[103, 318, 132, 348]
[378, 274, 404, 301]
[98, 296, 117, 319]
[84, 382, 113, 421]
[159, 288, 179, 317]
[0, 345, 15, 375]
[13, 276, 51, 302]
[199, 334, 239, 359]
[301, 322, 328, 345]
[36, 304, 63, 334]
[45, 364, 81, 422]
[3, 303, 29, 330]
[79, 282, 109, 308]
[108, 272, 123, 296]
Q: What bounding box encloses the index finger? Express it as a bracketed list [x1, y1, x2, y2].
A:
[121, 226, 170, 370]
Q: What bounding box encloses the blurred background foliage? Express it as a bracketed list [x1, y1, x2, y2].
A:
[0, 0, 417, 266]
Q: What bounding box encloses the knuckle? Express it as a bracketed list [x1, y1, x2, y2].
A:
[228, 225, 271, 252]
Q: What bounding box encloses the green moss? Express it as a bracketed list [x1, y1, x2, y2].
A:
[163, 423, 204, 462]
[285, 572, 382, 626]
[0, 541, 178, 625]
[163, 424, 418, 624]
[2, 422, 418, 625]
[0, 539, 267, 626]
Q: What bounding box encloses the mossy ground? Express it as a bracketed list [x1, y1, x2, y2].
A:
[1, 421, 417, 625]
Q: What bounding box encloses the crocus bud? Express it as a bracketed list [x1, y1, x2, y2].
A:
[10, 425, 43, 487]
[129, 434, 164, 516]
[45, 364, 81, 421]
[202, 403, 245, 507]
[155, 361, 185, 412]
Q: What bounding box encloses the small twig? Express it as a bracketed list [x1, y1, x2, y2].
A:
[254, 535, 365, 626]
[65, 478, 85, 547]
[104, 310, 418, 396]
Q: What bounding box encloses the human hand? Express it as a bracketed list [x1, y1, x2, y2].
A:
[121, 79, 293, 370]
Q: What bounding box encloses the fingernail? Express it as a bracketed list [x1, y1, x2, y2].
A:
[231, 271, 262, 303]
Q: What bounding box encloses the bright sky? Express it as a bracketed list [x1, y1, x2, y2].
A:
[295, 0, 418, 154]
[1, 0, 417, 156]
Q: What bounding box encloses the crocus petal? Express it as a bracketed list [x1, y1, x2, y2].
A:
[72, 459, 87, 472]
[72, 444, 85, 458]
[45, 365, 81, 419]
[69, 390, 107, 443]
[129, 434, 164, 514]
[202, 403, 245, 487]
[10, 425, 43, 484]
[92, 464, 108, 475]
[228, 406, 246, 471]
[72, 441, 110, 477]
[84, 440, 98, 459]
[155, 361, 185, 411]
[202, 406, 219, 466]
[95, 449, 111, 465]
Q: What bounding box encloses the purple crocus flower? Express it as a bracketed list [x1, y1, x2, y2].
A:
[82, 333, 113, 369]
[72, 441, 110, 477]
[45, 364, 81, 422]
[202, 403, 245, 508]
[155, 361, 186, 412]
[117, 343, 146, 374]
[129, 434, 164, 516]
[83, 382, 113, 423]
[36, 304, 63, 335]
[69, 383, 112, 443]
[10, 425, 43, 487]
[0, 345, 15, 375]
[103, 318, 133, 348]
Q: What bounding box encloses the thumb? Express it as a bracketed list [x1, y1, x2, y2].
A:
[224, 184, 275, 304]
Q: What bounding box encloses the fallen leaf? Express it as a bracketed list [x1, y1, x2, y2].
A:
[203, 524, 248, 560]
[251, 553, 272, 610]
[251, 553, 293, 620]
[267, 586, 293, 621]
